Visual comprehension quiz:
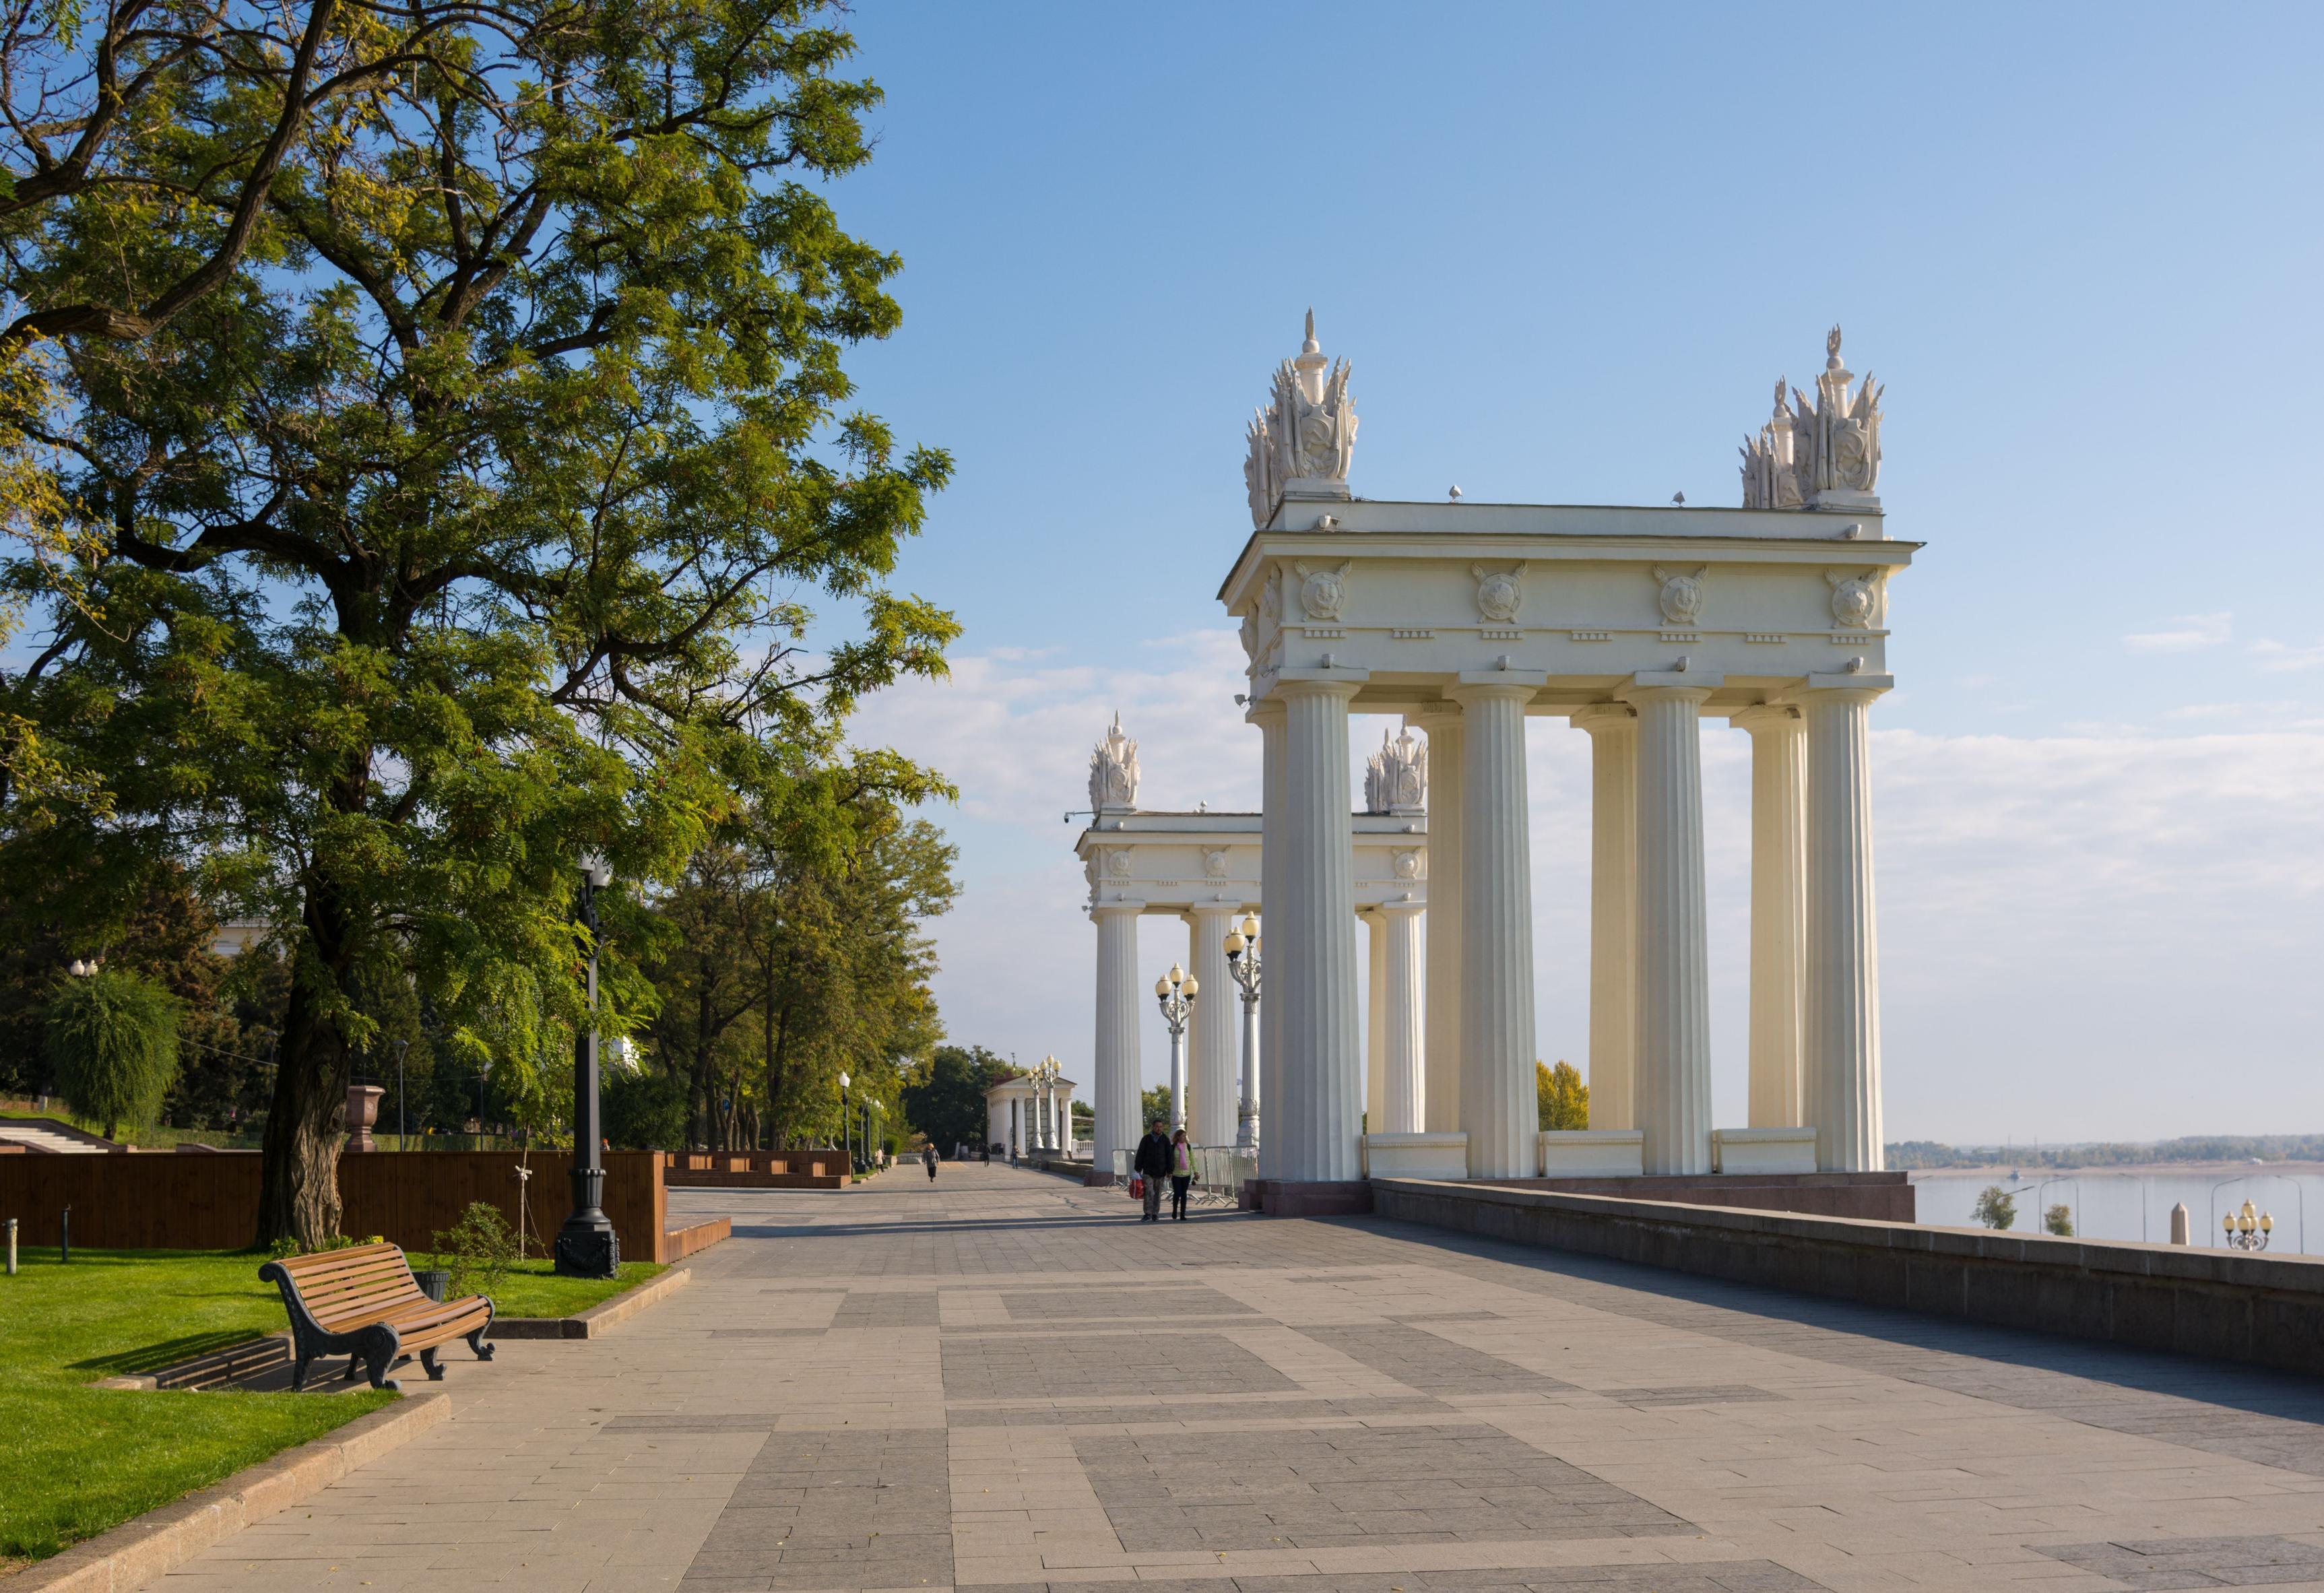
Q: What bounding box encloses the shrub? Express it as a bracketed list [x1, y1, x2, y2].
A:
[431, 1201, 518, 1303]
[43, 970, 182, 1140]
[2044, 1202, 2074, 1237]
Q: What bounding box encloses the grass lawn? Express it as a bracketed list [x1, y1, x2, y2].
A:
[0, 1247, 661, 1565]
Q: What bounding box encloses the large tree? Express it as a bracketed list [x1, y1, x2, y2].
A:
[0, 1, 954, 1243]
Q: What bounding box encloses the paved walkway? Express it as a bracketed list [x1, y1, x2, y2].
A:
[161, 1162, 2324, 1592]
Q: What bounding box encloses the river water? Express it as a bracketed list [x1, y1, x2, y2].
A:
[1910, 1165, 2324, 1255]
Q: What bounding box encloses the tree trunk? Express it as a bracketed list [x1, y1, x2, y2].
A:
[255, 885, 356, 1247]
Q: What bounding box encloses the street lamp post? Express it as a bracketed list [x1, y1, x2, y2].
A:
[838, 1070, 852, 1176]
[1155, 964, 1196, 1132]
[2223, 1197, 2274, 1252]
[554, 853, 620, 1278]
[391, 1039, 410, 1148]
[1224, 915, 1261, 1151]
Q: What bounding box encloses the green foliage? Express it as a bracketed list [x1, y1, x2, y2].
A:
[902, 1044, 1009, 1153]
[0, 3, 957, 1241]
[2043, 1203, 2074, 1237]
[1972, 1185, 2018, 1231]
[430, 1202, 519, 1303]
[1537, 1059, 1589, 1131]
[1140, 1084, 1174, 1134]
[605, 1065, 688, 1150]
[42, 970, 180, 1138]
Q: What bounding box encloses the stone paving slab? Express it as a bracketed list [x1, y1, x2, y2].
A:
[150, 1161, 2324, 1593]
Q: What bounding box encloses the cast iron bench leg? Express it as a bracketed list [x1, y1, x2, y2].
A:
[420, 1346, 445, 1380]
[360, 1325, 403, 1392]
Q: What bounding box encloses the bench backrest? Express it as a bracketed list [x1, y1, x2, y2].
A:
[268, 1241, 425, 1331]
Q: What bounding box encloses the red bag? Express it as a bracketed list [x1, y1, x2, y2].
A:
[1128, 1175, 1145, 1200]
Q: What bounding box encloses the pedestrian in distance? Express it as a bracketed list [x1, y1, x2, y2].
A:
[1133, 1117, 1172, 1221]
[923, 1144, 938, 1181]
[1169, 1127, 1194, 1221]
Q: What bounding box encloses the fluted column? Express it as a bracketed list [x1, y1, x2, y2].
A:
[1090, 903, 1142, 1179]
[1186, 907, 1237, 1145]
[1379, 899, 1425, 1134]
[1618, 670, 1719, 1176]
[1801, 673, 1889, 1171]
[1363, 909, 1387, 1132]
[1733, 706, 1807, 1128]
[1450, 676, 1541, 1179]
[1570, 706, 1637, 1132]
[1251, 699, 1286, 1176]
[1274, 675, 1365, 1182]
[1414, 705, 1462, 1133]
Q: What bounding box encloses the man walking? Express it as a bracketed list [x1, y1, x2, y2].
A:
[1133, 1117, 1173, 1222]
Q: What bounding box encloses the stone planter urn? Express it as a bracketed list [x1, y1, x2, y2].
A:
[410, 1268, 451, 1302]
[345, 1084, 386, 1152]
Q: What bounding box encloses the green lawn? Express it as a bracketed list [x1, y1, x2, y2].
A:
[0, 1247, 662, 1563]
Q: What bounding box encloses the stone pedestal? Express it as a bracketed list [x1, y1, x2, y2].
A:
[344, 1084, 385, 1152]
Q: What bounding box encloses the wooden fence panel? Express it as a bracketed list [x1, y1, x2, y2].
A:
[0, 1150, 670, 1259]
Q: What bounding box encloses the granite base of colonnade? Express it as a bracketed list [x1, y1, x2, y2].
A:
[1374, 1175, 2324, 1377]
[1235, 1169, 1909, 1221]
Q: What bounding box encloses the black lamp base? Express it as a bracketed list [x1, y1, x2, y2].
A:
[553, 1221, 620, 1278]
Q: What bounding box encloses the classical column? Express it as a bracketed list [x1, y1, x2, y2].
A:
[1801, 673, 1890, 1171]
[1733, 706, 1807, 1128]
[1363, 909, 1387, 1133]
[1186, 907, 1237, 1145]
[1449, 676, 1541, 1179]
[1570, 706, 1637, 1132]
[1378, 899, 1425, 1133]
[1414, 705, 1463, 1133]
[1090, 903, 1142, 1179]
[1272, 675, 1365, 1183]
[1618, 670, 1719, 1176]
[1251, 699, 1286, 1174]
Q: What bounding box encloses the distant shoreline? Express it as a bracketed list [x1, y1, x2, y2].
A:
[1908, 1161, 2324, 1177]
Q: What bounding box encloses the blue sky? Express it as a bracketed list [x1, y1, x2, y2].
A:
[830, 3, 2324, 1144]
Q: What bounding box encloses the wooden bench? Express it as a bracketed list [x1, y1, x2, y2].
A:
[259, 1241, 496, 1391]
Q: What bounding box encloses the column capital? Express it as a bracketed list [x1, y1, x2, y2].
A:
[1374, 895, 1426, 918]
[1274, 668, 1369, 700]
[1729, 703, 1803, 734]
[1089, 899, 1146, 918]
[1244, 695, 1286, 727]
[1795, 670, 1894, 703]
[1568, 703, 1637, 735]
[1412, 699, 1463, 723]
[1448, 674, 1545, 707]
[1616, 668, 1722, 705]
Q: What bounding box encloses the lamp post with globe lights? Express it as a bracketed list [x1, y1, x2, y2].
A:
[2224, 1198, 2274, 1252]
[554, 852, 620, 1278]
[1032, 1055, 1062, 1151]
[1155, 965, 1196, 1131]
[1223, 915, 1261, 1151]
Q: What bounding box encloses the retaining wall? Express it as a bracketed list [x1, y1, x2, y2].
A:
[1373, 1177, 2324, 1376]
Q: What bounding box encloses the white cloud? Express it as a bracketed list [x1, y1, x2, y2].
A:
[2251, 637, 2324, 673]
[2123, 611, 2232, 653]
[856, 635, 2324, 1145]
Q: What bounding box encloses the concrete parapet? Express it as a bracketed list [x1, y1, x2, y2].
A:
[1373, 1177, 2324, 1376]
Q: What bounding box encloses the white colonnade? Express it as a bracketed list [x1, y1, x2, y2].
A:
[1206, 317, 1906, 1192]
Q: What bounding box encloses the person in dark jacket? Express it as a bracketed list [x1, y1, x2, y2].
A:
[1132, 1119, 1172, 1221]
[923, 1144, 938, 1181]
